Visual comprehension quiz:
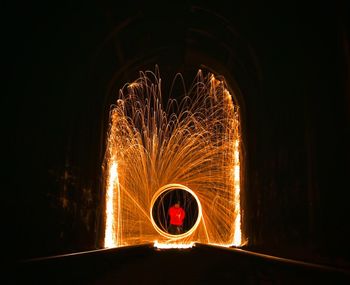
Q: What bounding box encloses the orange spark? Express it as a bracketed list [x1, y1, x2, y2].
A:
[103, 69, 244, 249]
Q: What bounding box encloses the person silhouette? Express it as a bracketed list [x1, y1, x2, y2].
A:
[168, 201, 186, 234]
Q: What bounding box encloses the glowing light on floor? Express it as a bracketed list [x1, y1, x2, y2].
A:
[103, 69, 243, 248]
[154, 241, 195, 249]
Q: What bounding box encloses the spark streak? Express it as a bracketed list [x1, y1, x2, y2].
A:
[104, 161, 118, 248]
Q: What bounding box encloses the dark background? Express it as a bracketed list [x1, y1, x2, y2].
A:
[5, 0, 349, 269]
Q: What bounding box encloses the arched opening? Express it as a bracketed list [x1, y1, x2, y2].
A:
[93, 0, 259, 251]
[103, 69, 244, 248]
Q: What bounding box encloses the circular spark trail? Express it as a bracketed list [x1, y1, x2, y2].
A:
[150, 184, 202, 239]
[103, 69, 243, 248]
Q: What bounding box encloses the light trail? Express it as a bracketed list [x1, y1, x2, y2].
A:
[150, 184, 203, 240]
[103, 69, 244, 248]
[104, 161, 118, 248]
[232, 139, 241, 246]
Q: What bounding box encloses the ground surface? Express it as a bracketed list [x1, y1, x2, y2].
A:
[14, 244, 350, 284]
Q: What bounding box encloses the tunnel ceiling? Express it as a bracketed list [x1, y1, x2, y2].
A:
[92, 2, 260, 114]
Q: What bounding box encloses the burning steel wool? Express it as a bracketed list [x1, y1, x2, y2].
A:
[104, 69, 242, 249]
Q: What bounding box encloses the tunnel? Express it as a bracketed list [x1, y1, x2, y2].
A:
[8, 0, 350, 284]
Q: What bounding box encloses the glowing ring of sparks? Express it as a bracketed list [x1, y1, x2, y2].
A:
[150, 183, 202, 240]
